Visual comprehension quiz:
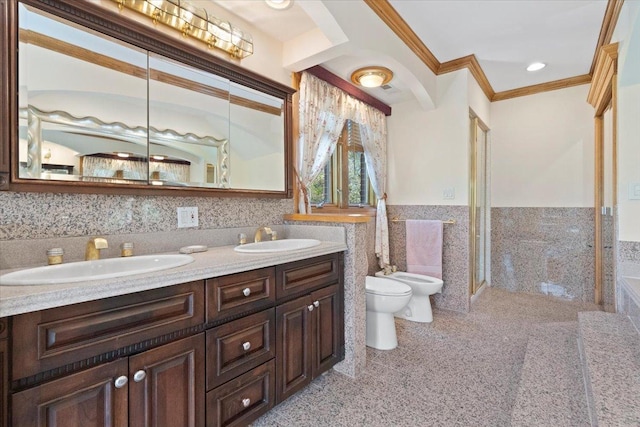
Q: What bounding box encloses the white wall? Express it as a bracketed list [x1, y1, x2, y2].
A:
[615, 2, 640, 242]
[387, 70, 470, 205]
[490, 85, 594, 208]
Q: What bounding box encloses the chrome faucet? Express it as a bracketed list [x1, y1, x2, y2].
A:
[85, 237, 108, 261]
[254, 226, 273, 243]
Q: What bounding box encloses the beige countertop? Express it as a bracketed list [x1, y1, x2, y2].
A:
[0, 241, 347, 318]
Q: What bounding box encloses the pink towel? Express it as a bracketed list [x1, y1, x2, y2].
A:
[406, 220, 443, 279]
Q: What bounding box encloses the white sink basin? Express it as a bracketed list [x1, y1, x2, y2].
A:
[234, 239, 321, 253]
[0, 254, 195, 286]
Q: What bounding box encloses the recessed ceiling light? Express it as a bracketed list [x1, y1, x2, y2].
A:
[526, 62, 546, 72]
[265, 0, 292, 10]
[116, 152, 131, 158]
[350, 66, 394, 88]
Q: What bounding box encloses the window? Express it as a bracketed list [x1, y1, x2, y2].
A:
[309, 120, 374, 210]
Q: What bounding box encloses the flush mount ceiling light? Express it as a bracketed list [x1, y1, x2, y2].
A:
[113, 0, 253, 59]
[526, 62, 546, 72]
[351, 66, 394, 88]
[265, 0, 293, 10]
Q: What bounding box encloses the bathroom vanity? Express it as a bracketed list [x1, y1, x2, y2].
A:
[0, 246, 345, 427]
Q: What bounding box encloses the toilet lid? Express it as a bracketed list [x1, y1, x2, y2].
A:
[366, 279, 412, 296]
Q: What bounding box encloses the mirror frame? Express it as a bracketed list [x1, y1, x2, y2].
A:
[0, 0, 294, 198]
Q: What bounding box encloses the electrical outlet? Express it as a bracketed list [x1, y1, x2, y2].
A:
[177, 207, 199, 228]
[443, 187, 455, 200]
[629, 183, 640, 200]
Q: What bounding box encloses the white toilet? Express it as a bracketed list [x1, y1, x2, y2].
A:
[365, 276, 412, 350]
[375, 271, 444, 323]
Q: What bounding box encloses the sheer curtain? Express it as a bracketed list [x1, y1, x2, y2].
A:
[296, 71, 390, 268]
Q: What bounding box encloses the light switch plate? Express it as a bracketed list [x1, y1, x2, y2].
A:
[177, 207, 199, 228]
[443, 187, 455, 200]
[629, 183, 640, 200]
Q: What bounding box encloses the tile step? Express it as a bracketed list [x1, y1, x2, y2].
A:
[511, 321, 591, 427]
[578, 311, 640, 426]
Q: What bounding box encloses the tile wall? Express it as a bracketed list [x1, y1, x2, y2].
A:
[491, 207, 595, 302]
[386, 205, 471, 313]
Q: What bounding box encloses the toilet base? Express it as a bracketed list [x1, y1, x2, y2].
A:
[366, 310, 399, 350]
[394, 295, 434, 323]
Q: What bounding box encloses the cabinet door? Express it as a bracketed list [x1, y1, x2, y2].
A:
[311, 284, 343, 376]
[275, 295, 312, 404]
[129, 334, 205, 427]
[12, 358, 129, 427]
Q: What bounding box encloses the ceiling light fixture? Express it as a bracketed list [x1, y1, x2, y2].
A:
[265, 0, 292, 10]
[116, 152, 131, 158]
[113, 0, 253, 59]
[526, 62, 546, 72]
[350, 66, 393, 88]
[151, 155, 166, 161]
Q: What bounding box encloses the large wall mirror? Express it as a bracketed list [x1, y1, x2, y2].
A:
[1, 0, 294, 196]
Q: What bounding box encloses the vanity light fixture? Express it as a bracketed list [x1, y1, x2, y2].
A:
[265, 0, 293, 10]
[526, 62, 546, 72]
[112, 0, 253, 59]
[350, 66, 394, 88]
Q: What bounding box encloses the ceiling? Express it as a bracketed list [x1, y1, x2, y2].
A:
[204, 0, 610, 108]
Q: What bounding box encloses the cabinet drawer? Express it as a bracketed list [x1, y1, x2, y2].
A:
[206, 268, 275, 321]
[206, 360, 275, 427]
[276, 254, 340, 300]
[12, 281, 205, 380]
[206, 309, 275, 390]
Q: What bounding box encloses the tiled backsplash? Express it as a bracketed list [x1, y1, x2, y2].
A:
[0, 191, 293, 240]
[619, 241, 640, 264]
[491, 207, 595, 302]
[387, 205, 470, 313]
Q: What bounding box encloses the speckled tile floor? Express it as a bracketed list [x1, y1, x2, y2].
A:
[252, 287, 602, 427]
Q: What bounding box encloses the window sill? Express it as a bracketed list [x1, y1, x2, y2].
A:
[283, 212, 373, 224]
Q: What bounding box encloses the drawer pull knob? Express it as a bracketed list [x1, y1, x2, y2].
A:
[242, 398, 251, 408]
[308, 304, 314, 312]
[133, 370, 146, 382]
[313, 300, 320, 307]
[114, 375, 128, 389]
[242, 341, 251, 351]
[242, 288, 251, 297]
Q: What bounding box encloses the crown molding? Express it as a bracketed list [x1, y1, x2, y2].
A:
[590, 0, 624, 76]
[364, 0, 623, 103]
[587, 43, 618, 111]
[493, 74, 592, 102]
[439, 54, 495, 100]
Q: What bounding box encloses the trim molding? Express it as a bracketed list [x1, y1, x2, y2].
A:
[588, 43, 619, 113]
[439, 54, 494, 100]
[493, 74, 592, 102]
[364, 0, 624, 102]
[590, 0, 625, 76]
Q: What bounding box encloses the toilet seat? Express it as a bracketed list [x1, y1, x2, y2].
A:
[366, 279, 411, 296]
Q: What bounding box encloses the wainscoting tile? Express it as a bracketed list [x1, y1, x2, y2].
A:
[491, 207, 595, 302]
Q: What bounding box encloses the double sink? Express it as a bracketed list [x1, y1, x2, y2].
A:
[0, 238, 321, 286]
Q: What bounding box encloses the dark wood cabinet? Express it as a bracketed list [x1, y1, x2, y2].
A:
[275, 284, 343, 404]
[5, 252, 344, 427]
[275, 294, 313, 403]
[12, 280, 204, 380]
[206, 360, 275, 427]
[129, 334, 205, 427]
[12, 358, 129, 427]
[0, 318, 8, 427]
[12, 334, 205, 427]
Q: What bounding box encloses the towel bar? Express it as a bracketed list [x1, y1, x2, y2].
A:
[390, 217, 456, 225]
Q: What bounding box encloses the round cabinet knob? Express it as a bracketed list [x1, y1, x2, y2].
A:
[242, 341, 251, 351]
[313, 300, 320, 307]
[242, 288, 251, 297]
[308, 305, 314, 311]
[242, 398, 251, 408]
[133, 370, 146, 382]
[114, 375, 128, 389]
